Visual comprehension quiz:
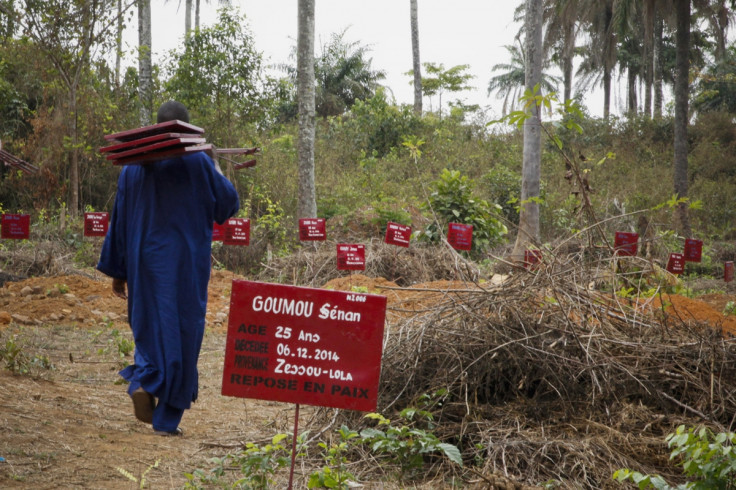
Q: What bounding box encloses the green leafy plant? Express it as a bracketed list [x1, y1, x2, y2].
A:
[613, 425, 736, 489]
[230, 433, 295, 489]
[360, 397, 462, 481]
[308, 425, 360, 489]
[98, 329, 134, 358]
[724, 301, 736, 317]
[419, 168, 507, 256]
[1, 335, 28, 373]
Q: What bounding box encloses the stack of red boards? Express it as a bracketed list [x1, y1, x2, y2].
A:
[100, 120, 211, 165]
[0, 149, 38, 174]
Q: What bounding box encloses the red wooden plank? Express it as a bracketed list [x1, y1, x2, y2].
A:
[106, 137, 206, 160]
[215, 147, 260, 156]
[104, 120, 204, 142]
[99, 132, 203, 153]
[233, 159, 257, 170]
[0, 149, 38, 174]
[112, 143, 213, 166]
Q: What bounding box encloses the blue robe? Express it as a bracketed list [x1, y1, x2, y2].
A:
[97, 151, 239, 410]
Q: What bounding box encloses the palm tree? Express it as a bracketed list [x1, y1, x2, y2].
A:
[410, 0, 421, 114]
[314, 30, 386, 117]
[673, 0, 691, 236]
[297, 0, 316, 219]
[699, 0, 734, 61]
[543, 0, 580, 104]
[138, 0, 152, 125]
[577, 0, 617, 120]
[512, 0, 543, 261]
[487, 43, 560, 115]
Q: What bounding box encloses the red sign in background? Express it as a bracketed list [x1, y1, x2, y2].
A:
[212, 222, 225, 242]
[667, 253, 685, 275]
[1, 214, 30, 239]
[525, 249, 543, 270]
[83, 212, 109, 237]
[447, 222, 473, 251]
[726, 262, 734, 283]
[224, 218, 250, 246]
[684, 238, 703, 262]
[336, 244, 365, 270]
[614, 231, 639, 256]
[222, 280, 387, 411]
[299, 218, 326, 241]
[384, 222, 411, 248]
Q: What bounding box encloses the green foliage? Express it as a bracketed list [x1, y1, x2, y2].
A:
[724, 302, 736, 317]
[0, 334, 53, 374]
[97, 329, 134, 359]
[483, 165, 521, 223]
[693, 47, 736, 114]
[184, 395, 461, 487]
[360, 394, 462, 481]
[308, 426, 360, 489]
[613, 425, 736, 489]
[420, 169, 507, 255]
[0, 334, 27, 373]
[164, 6, 266, 143]
[341, 88, 422, 157]
[417, 62, 474, 118]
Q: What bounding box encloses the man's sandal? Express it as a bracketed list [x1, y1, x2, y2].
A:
[154, 427, 183, 436]
[131, 387, 155, 424]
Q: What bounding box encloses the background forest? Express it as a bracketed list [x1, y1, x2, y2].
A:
[0, 1, 735, 271]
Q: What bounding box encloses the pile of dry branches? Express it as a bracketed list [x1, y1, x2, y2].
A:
[256, 239, 479, 287]
[370, 250, 736, 487]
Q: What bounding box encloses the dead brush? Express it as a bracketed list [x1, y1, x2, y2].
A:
[316, 247, 736, 488]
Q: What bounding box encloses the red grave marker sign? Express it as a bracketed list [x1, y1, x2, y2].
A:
[614, 231, 639, 256]
[222, 280, 387, 411]
[666, 253, 686, 275]
[525, 249, 543, 270]
[1, 214, 30, 239]
[725, 262, 734, 283]
[447, 222, 473, 251]
[336, 244, 365, 271]
[299, 218, 326, 241]
[212, 222, 225, 242]
[83, 212, 109, 237]
[224, 218, 250, 246]
[384, 222, 411, 248]
[683, 239, 703, 262]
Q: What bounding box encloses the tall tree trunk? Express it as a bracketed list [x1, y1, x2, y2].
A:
[642, 0, 654, 118]
[69, 84, 79, 218]
[297, 0, 317, 219]
[138, 0, 152, 125]
[195, 0, 200, 30]
[115, 0, 122, 86]
[673, 0, 691, 236]
[653, 15, 664, 119]
[602, 68, 611, 120]
[627, 65, 637, 116]
[562, 21, 574, 103]
[410, 0, 422, 114]
[601, 2, 614, 121]
[185, 0, 192, 36]
[512, 0, 543, 260]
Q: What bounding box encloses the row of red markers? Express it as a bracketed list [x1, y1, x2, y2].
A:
[1, 213, 732, 281]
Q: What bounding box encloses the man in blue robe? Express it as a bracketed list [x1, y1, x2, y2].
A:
[97, 101, 240, 435]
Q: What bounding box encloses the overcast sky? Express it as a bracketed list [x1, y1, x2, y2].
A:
[122, 1, 608, 119]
